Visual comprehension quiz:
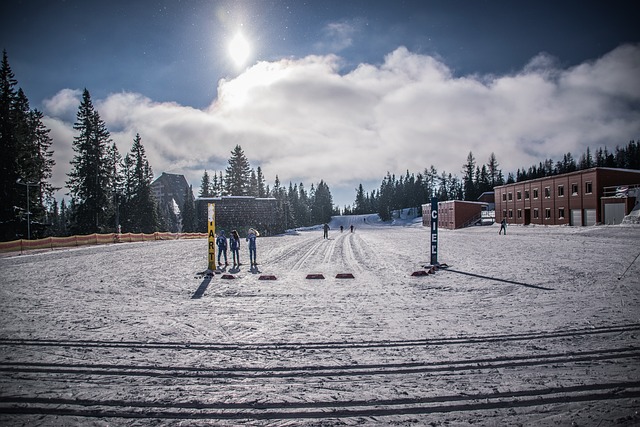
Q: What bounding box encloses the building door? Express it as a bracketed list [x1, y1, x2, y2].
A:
[524, 209, 531, 225]
[584, 209, 597, 226]
[604, 203, 625, 225]
[570, 209, 581, 226]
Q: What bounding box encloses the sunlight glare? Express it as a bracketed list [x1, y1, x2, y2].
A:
[228, 32, 251, 67]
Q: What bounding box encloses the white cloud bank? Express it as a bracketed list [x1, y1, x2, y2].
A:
[43, 44, 640, 207]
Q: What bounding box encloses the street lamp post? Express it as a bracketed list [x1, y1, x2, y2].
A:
[16, 179, 38, 240]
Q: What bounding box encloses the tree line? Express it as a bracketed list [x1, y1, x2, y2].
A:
[509, 142, 640, 183]
[194, 145, 336, 232]
[0, 50, 56, 240]
[352, 142, 639, 221]
[348, 152, 504, 221]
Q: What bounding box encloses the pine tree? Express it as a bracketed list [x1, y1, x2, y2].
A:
[199, 170, 212, 197]
[248, 169, 258, 196]
[210, 172, 220, 197]
[272, 175, 288, 231]
[123, 133, 156, 233]
[424, 165, 438, 198]
[298, 183, 311, 226]
[287, 182, 299, 226]
[377, 173, 393, 221]
[0, 50, 20, 238]
[225, 145, 251, 195]
[477, 164, 491, 196]
[354, 183, 367, 215]
[182, 185, 197, 232]
[487, 153, 500, 188]
[105, 142, 121, 231]
[0, 50, 55, 240]
[256, 166, 266, 197]
[66, 89, 114, 234]
[462, 151, 477, 201]
[217, 172, 225, 196]
[311, 180, 333, 224]
[13, 89, 56, 235]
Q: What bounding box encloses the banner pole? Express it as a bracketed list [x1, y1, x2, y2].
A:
[430, 197, 438, 266]
[207, 203, 216, 271]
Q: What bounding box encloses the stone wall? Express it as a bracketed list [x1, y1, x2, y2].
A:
[196, 196, 278, 236]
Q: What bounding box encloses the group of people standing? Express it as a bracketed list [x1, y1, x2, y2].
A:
[324, 223, 354, 239]
[216, 228, 260, 268]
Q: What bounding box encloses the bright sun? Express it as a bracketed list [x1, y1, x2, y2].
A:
[228, 32, 251, 67]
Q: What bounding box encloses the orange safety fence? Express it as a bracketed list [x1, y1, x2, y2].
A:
[0, 232, 207, 254]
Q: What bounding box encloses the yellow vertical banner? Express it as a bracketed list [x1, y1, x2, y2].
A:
[207, 203, 216, 271]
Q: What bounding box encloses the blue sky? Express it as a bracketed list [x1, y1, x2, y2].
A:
[2, 1, 639, 207]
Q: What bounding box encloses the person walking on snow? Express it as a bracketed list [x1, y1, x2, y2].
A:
[323, 223, 330, 239]
[499, 218, 507, 235]
[216, 230, 228, 266]
[230, 230, 240, 267]
[247, 228, 260, 267]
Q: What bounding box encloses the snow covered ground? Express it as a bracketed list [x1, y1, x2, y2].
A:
[1, 216, 639, 426]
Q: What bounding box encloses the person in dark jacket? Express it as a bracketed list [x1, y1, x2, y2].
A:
[230, 230, 240, 267]
[247, 228, 260, 267]
[499, 218, 507, 235]
[216, 230, 228, 266]
[323, 223, 330, 239]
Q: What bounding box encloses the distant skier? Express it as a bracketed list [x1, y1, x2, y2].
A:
[247, 228, 260, 267]
[340, 225, 344, 233]
[216, 230, 228, 266]
[230, 230, 240, 267]
[350, 225, 354, 233]
[499, 218, 507, 235]
[323, 223, 330, 239]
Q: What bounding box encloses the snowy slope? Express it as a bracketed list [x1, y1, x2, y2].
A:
[0, 219, 639, 426]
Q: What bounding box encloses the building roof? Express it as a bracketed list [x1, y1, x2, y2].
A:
[151, 172, 190, 207]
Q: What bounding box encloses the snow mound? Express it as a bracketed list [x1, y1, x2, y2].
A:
[622, 202, 640, 224]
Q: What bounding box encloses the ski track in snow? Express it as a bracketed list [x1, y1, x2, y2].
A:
[0, 217, 639, 426]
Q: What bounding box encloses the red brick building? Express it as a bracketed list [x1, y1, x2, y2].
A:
[494, 167, 640, 226]
[422, 200, 487, 229]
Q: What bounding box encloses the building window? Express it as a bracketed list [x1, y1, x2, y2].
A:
[558, 185, 564, 197]
[571, 183, 578, 195]
[544, 187, 551, 199]
[503, 209, 507, 219]
[559, 208, 565, 219]
[533, 188, 539, 199]
[508, 192, 513, 201]
[585, 182, 593, 194]
[533, 209, 539, 219]
[545, 208, 551, 220]
[517, 191, 522, 200]
[508, 209, 513, 218]
[525, 190, 530, 200]
[517, 209, 522, 219]
[502, 193, 507, 201]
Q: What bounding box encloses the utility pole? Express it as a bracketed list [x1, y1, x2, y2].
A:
[16, 179, 38, 240]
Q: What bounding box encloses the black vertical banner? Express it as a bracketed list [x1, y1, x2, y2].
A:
[430, 197, 438, 265]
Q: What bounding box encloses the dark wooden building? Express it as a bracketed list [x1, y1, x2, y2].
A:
[494, 167, 640, 226]
[196, 196, 278, 236]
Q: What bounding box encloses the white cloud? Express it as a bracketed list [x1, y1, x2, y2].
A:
[43, 44, 640, 207]
[42, 89, 81, 123]
[314, 19, 365, 54]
